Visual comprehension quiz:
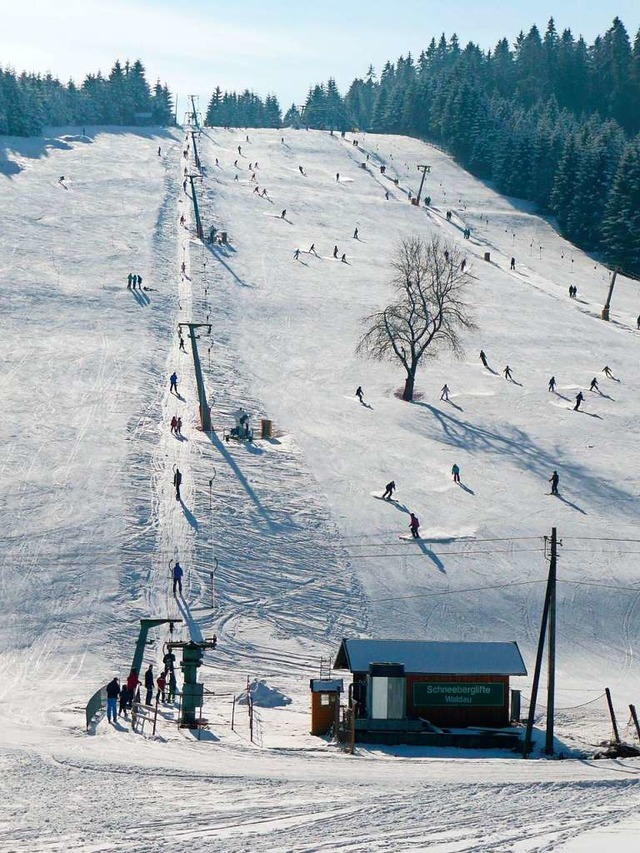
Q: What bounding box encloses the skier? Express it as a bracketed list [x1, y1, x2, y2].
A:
[173, 467, 182, 501]
[127, 272, 133, 288]
[353, 227, 359, 239]
[440, 384, 450, 401]
[355, 386, 364, 403]
[602, 366, 614, 379]
[510, 257, 516, 271]
[382, 481, 396, 500]
[460, 258, 466, 271]
[281, 209, 286, 219]
[130, 274, 136, 290]
[549, 470, 559, 495]
[106, 677, 120, 723]
[309, 243, 318, 256]
[293, 249, 300, 260]
[156, 671, 167, 703]
[163, 649, 176, 674]
[261, 188, 268, 197]
[336, 173, 340, 182]
[479, 350, 488, 368]
[118, 683, 131, 718]
[172, 561, 183, 596]
[504, 365, 513, 381]
[253, 185, 260, 194]
[179, 335, 186, 352]
[548, 376, 556, 392]
[637, 314, 640, 330]
[168, 669, 178, 703]
[237, 145, 242, 155]
[333, 245, 338, 258]
[574, 391, 584, 411]
[299, 165, 305, 175]
[158, 146, 161, 156]
[126, 668, 140, 704]
[176, 417, 182, 437]
[170, 415, 178, 435]
[452, 463, 460, 483]
[144, 664, 154, 706]
[169, 372, 178, 395]
[341, 253, 347, 263]
[137, 274, 143, 289]
[409, 512, 420, 539]
[180, 214, 185, 226]
[589, 377, 599, 392]
[385, 191, 390, 200]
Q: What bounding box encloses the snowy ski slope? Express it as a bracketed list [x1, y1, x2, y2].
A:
[1, 125, 640, 851]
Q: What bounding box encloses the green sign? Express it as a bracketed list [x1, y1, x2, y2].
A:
[413, 682, 504, 707]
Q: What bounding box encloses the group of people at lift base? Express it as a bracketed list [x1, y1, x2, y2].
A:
[105, 650, 178, 724]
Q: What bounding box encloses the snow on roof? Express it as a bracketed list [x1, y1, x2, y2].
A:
[334, 639, 527, 676]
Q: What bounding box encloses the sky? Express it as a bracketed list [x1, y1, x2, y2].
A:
[0, 0, 638, 117]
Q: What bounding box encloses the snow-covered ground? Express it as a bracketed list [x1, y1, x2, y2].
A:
[1, 125, 640, 851]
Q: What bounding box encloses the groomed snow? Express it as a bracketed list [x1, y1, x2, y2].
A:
[1, 125, 640, 851]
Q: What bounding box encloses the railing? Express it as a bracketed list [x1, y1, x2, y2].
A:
[85, 684, 107, 731]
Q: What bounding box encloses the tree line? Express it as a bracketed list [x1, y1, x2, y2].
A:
[0, 59, 174, 136]
[300, 17, 640, 276]
[205, 87, 282, 128]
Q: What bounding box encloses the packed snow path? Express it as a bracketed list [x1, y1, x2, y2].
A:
[1, 126, 640, 851]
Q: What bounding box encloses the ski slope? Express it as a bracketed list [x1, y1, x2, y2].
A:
[1, 125, 640, 851]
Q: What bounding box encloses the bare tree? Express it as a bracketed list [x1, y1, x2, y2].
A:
[357, 236, 475, 401]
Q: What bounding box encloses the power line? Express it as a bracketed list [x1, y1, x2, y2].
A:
[563, 536, 640, 543]
[344, 535, 543, 546]
[369, 577, 640, 604]
[349, 547, 544, 559]
[369, 579, 546, 603]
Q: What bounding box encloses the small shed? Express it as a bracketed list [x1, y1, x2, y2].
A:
[334, 638, 527, 742]
[309, 678, 343, 735]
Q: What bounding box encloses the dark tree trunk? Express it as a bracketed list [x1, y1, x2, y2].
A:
[403, 369, 416, 401]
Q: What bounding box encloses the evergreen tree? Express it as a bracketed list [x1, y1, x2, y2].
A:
[601, 141, 640, 273]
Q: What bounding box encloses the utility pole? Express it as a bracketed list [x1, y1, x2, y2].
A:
[601, 269, 618, 321]
[523, 528, 559, 758]
[188, 174, 204, 240]
[415, 164, 431, 205]
[178, 322, 212, 431]
[545, 527, 558, 755]
[189, 95, 201, 129]
[189, 130, 201, 172]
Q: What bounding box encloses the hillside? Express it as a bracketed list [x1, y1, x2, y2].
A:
[1, 125, 640, 851]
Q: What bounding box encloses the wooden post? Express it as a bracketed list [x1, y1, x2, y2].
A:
[415, 164, 431, 206]
[629, 705, 640, 742]
[523, 529, 557, 758]
[349, 707, 356, 755]
[545, 528, 558, 755]
[601, 270, 618, 321]
[605, 688, 621, 743]
[152, 694, 160, 736]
